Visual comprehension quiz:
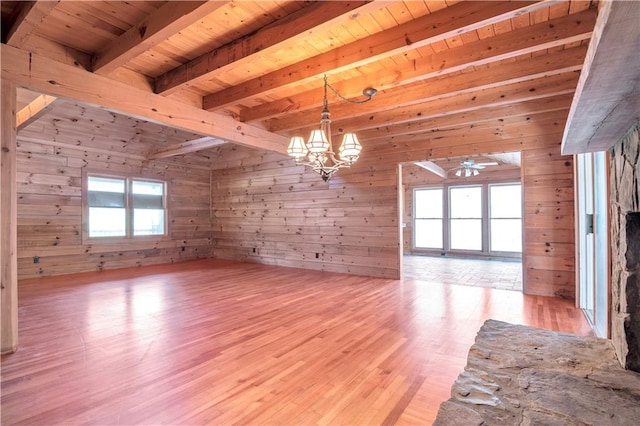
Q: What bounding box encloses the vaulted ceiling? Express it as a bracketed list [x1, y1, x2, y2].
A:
[1, 1, 635, 162]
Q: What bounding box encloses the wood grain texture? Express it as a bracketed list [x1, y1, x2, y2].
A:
[0, 259, 593, 425]
[1, 80, 18, 354]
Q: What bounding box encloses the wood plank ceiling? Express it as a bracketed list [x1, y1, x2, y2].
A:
[1, 0, 599, 161]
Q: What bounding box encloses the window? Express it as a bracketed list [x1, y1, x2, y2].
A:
[86, 174, 167, 240]
[411, 182, 522, 257]
[489, 184, 522, 252]
[414, 188, 443, 249]
[449, 186, 482, 251]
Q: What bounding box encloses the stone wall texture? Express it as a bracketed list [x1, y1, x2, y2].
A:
[610, 121, 640, 372]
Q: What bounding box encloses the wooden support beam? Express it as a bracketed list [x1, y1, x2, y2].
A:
[1, 44, 289, 155]
[561, 0, 640, 154]
[155, 1, 383, 95]
[16, 94, 58, 130]
[414, 161, 447, 178]
[148, 136, 227, 160]
[5, 1, 59, 48]
[288, 72, 580, 137]
[1, 79, 18, 354]
[268, 44, 588, 133]
[246, 11, 594, 124]
[203, 1, 557, 110]
[92, 1, 228, 75]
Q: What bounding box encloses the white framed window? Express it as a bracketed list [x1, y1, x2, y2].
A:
[489, 184, 522, 253]
[84, 173, 168, 241]
[449, 185, 483, 251]
[413, 188, 444, 249]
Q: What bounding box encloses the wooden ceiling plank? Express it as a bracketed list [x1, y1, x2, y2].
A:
[154, 1, 384, 95]
[16, 94, 59, 130]
[5, 0, 59, 48]
[561, 0, 640, 154]
[92, 1, 228, 75]
[202, 0, 558, 111]
[358, 94, 573, 141]
[147, 136, 227, 160]
[242, 9, 596, 123]
[288, 72, 579, 136]
[269, 43, 587, 134]
[1, 44, 289, 155]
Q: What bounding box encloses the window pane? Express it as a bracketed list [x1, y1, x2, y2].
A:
[415, 219, 443, 249]
[89, 207, 126, 237]
[133, 180, 164, 196]
[134, 209, 165, 236]
[132, 193, 163, 209]
[415, 189, 442, 218]
[490, 184, 522, 218]
[88, 176, 125, 193]
[490, 219, 522, 252]
[450, 219, 482, 250]
[88, 191, 125, 208]
[450, 186, 482, 218]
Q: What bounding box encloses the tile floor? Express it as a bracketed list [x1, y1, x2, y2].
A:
[403, 255, 523, 291]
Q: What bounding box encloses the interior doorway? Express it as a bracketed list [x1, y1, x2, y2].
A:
[398, 153, 524, 291]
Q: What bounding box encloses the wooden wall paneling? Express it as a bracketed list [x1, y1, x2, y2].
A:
[211, 148, 401, 279]
[522, 145, 576, 298]
[15, 134, 214, 278]
[1, 79, 18, 353]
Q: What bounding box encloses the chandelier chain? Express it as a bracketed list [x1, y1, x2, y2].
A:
[324, 75, 376, 105]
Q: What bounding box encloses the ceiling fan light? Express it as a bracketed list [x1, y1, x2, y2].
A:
[473, 169, 479, 176]
[455, 169, 462, 177]
[338, 133, 362, 163]
[307, 129, 330, 153]
[465, 168, 471, 177]
[287, 136, 308, 160]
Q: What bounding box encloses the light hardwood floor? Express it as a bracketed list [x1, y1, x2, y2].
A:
[1, 259, 591, 425]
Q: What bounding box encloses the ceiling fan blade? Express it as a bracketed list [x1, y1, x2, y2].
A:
[474, 162, 499, 167]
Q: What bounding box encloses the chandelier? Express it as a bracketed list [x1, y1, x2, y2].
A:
[287, 75, 377, 181]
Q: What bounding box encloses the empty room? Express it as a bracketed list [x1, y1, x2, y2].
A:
[1, 1, 639, 424]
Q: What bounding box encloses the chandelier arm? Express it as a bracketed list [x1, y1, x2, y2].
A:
[325, 79, 376, 104]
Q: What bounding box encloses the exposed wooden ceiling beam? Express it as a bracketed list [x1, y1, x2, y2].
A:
[203, 0, 556, 111]
[16, 94, 59, 130]
[92, 1, 228, 76]
[358, 94, 573, 141]
[414, 161, 447, 178]
[155, 1, 385, 96]
[147, 136, 227, 160]
[244, 11, 595, 123]
[561, 0, 640, 154]
[4, 1, 59, 48]
[268, 44, 588, 133]
[1, 44, 289, 155]
[292, 72, 579, 136]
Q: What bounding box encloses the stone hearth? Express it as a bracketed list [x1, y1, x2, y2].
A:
[434, 320, 640, 425]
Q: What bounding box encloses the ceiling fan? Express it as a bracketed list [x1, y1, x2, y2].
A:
[453, 159, 498, 177]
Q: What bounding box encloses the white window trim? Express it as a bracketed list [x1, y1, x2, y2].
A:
[82, 171, 169, 244]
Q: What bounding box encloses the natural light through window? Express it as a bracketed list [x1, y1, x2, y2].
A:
[86, 175, 167, 240]
[414, 188, 443, 249]
[489, 184, 522, 252]
[450, 186, 482, 251]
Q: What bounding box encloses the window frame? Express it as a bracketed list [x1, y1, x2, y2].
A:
[82, 171, 169, 244]
[411, 180, 522, 259]
[412, 186, 445, 250]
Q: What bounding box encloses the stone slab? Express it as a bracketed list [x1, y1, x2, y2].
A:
[435, 320, 640, 425]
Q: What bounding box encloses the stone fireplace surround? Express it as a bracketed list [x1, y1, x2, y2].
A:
[611, 122, 640, 372]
